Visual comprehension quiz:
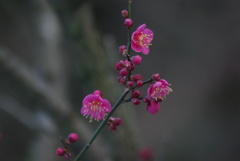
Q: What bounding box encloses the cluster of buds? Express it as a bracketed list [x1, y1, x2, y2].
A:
[121, 9, 133, 28]
[116, 56, 142, 85]
[107, 117, 122, 131]
[56, 133, 79, 160]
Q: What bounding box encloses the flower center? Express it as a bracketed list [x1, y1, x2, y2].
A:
[137, 32, 153, 47]
[89, 101, 103, 112]
[151, 86, 172, 101]
[151, 87, 162, 101]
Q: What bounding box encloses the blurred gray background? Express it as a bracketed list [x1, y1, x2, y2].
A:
[0, 0, 240, 161]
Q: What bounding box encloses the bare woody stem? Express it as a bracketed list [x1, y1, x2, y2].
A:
[126, 0, 132, 81]
[73, 88, 130, 161]
[74, 1, 133, 161]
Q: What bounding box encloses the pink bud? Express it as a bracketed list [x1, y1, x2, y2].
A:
[118, 45, 127, 55]
[119, 68, 128, 76]
[124, 18, 133, 28]
[131, 55, 142, 65]
[56, 147, 66, 156]
[121, 10, 129, 18]
[131, 90, 141, 98]
[109, 124, 117, 131]
[67, 133, 79, 143]
[131, 98, 140, 105]
[126, 81, 134, 88]
[112, 117, 122, 126]
[143, 97, 151, 104]
[117, 76, 126, 85]
[126, 61, 134, 71]
[115, 62, 121, 70]
[116, 60, 127, 70]
[151, 73, 160, 81]
[137, 80, 143, 87]
[93, 90, 102, 97]
[119, 60, 126, 67]
[130, 74, 142, 82]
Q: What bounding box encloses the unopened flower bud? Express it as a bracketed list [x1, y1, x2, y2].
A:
[115, 62, 122, 70]
[143, 97, 151, 104]
[151, 73, 160, 81]
[109, 124, 117, 131]
[126, 61, 134, 71]
[67, 133, 79, 143]
[108, 117, 122, 131]
[137, 80, 143, 87]
[117, 76, 126, 85]
[56, 147, 66, 156]
[119, 68, 128, 76]
[118, 45, 127, 55]
[112, 117, 122, 126]
[131, 55, 142, 65]
[126, 81, 134, 88]
[131, 90, 141, 98]
[131, 98, 140, 105]
[121, 10, 129, 18]
[124, 18, 133, 28]
[130, 74, 143, 82]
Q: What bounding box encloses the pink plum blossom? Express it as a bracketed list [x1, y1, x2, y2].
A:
[81, 91, 112, 121]
[131, 24, 153, 55]
[147, 79, 172, 101]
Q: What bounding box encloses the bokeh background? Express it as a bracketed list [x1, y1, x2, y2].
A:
[0, 0, 240, 161]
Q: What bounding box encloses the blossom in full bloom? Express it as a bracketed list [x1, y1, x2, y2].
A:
[147, 79, 172, 101]
[131, 24, 153, 55]
[81, 91, 112, 121]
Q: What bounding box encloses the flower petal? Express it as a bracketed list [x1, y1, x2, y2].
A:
[143, 28, 153, 39]
[102, 99, 112, 112]
[136, 24, 146, 31]
[141, 47, 149, 55]
[82, 94, 100, 105]
[131, 41, 143, 52]
[147, 101, 160, 114]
